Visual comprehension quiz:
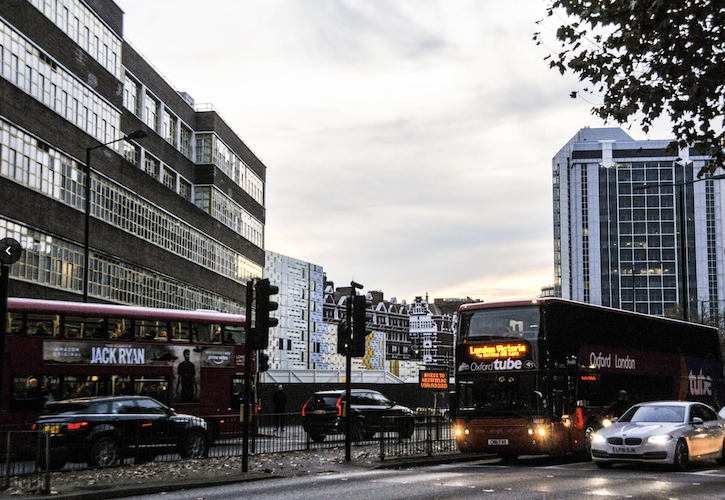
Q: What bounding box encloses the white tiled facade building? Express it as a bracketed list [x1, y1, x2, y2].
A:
[264, 252, 326, 370]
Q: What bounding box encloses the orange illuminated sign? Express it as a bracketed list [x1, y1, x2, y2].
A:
[419, 370, 449, 391]
[468, 343, 527, 360]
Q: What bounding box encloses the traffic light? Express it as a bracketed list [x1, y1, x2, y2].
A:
[259, 352, 270, 372]
[249, 278, 279, 350]
[337, 324, 351, 355]
[350, 294, 372, 357]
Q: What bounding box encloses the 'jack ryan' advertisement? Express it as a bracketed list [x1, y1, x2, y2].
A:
[42, 341, 236, 404]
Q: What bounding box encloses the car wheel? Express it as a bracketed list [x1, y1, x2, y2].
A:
[594, 460, 613, 469]
[717, 438, 725, 465]
[180, 431, 208, 459]
[398, 418, 414, 439]
[89, 437, 120, 468]
[673, 439, 689, 470]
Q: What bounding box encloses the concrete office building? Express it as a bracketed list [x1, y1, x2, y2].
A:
[554, 127, 724, 319]
[264, 252, 325, 370]
[0, 0, 266, 311]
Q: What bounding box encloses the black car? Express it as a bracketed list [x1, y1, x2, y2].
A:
[33, 396, 208, 469]
[301, 389, 414, 442]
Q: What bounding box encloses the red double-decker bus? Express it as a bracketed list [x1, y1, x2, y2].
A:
[2, 298, 255, 440]
[452, 298, 724, 460]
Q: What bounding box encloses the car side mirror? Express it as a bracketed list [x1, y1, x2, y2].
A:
[691, 417, 704, 425]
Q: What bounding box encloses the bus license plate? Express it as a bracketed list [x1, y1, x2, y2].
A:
[488, 439, 509, 445]
[611, 446, 635, 454]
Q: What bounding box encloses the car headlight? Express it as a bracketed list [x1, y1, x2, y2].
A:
[591, 433, 606, 444]
[646, 434, 673, 444]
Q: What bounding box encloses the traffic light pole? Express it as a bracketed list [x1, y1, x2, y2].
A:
[0, 264, 8, 427]
[344, 292, 352, 462]
[242, 280, 254, 473]
[344, 280, 363, 462]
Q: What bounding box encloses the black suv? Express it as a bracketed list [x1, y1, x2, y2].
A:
[302, 389, 414, 442]
[33, 396, 208, 469]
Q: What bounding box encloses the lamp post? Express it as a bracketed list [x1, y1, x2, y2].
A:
[83, 129, 147, 302]
[634, 171, 725, 321]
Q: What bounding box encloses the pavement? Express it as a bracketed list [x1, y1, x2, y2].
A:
[2, 446, 488, 500]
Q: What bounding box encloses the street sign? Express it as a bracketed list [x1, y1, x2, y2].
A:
[0, 238, 22, 265]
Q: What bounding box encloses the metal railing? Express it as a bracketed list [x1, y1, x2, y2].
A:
[2, 431, 50, 495]
[1, 412, 459, 490]
[379, 413, 457, 461]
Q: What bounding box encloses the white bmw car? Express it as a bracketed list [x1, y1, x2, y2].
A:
[591, 401, 725, 470]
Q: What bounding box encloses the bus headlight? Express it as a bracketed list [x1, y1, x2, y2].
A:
[528, 426, 547, 437]
[454, 426, 469, 437]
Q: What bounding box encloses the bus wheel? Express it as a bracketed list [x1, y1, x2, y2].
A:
[673, 439, 689, 470]
[180, 431, 208, 459]
[89, 437, 120, 468]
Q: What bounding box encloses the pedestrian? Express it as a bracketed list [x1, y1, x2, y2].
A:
[273, 384, 287, 433]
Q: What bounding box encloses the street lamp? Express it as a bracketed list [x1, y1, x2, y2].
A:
[82, 129, 147, 302]
[634, 170, 725, 321]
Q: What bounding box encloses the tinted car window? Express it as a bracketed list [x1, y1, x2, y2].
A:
[114, 400, 139, 414]
[86, 401, 111, 414]
[370, 392, 391, 406]
[136, 398, 167, 414]
[699, 405, 718, 422]
[44, 403, 91, 415]
[309, 395, 341, 409]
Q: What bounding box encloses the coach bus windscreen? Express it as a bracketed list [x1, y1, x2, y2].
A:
[458, 306, 540, 340]
[457, 306, 544, 417]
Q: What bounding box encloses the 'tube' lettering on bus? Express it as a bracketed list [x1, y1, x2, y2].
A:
[689, 370, 713, 396]
[90, 346, 146, 365]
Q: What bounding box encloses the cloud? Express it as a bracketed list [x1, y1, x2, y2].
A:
[117, 0, 610, 303]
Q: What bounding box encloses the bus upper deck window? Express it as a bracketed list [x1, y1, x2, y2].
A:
[8, 312, 26, 336]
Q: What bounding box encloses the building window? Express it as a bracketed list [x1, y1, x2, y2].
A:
[123, 142, 139, 166]
[162, 168, 177, 191]
[162, 109, 177, 147]
[124, 74, 140, 117]
[179, 178, 192, 201]
[144, 154, 160, 180]
[180, 125, 192, 159]
[143, 92, 158, 131]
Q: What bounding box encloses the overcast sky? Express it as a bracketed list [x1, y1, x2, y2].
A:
[116, 0, 674, 304]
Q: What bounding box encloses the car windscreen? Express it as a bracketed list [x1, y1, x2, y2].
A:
[619, 405, 686, 423]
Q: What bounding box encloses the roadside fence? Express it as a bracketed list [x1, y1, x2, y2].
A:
[1, 411, 459, 490]
[379, 413, 457, 461]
